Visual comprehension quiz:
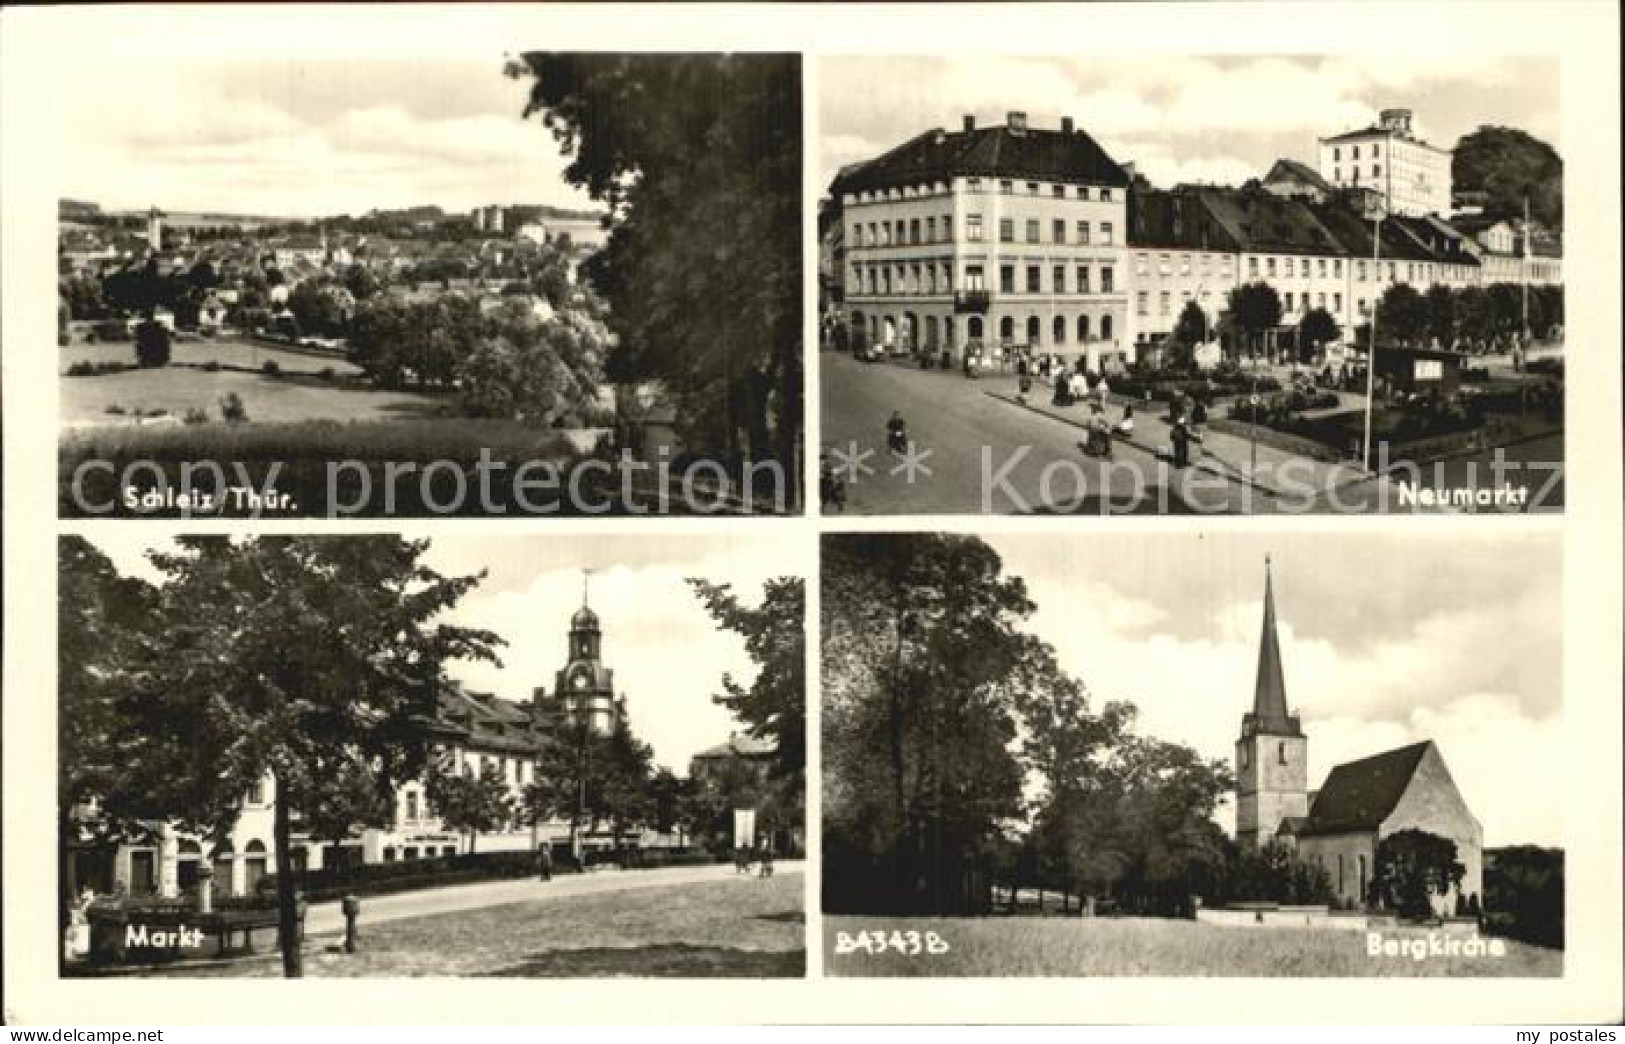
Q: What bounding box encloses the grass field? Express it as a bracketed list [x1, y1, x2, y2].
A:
[62, 338, 364, 378]
[169, 874, 804, 978]
[825, 915, 1562, 978]
[62, 367, 443, 428]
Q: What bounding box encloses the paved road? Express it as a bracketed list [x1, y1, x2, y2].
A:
[305, 860, 805, 937]
[820, 351, 1225, 515]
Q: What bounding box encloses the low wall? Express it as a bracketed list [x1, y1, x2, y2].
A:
[1197, 905, 1369, 930]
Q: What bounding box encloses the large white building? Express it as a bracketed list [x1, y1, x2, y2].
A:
[1318, 108, 1453, 218]
[833, 112, 1133, 371]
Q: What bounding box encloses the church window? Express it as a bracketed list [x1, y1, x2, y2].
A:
[1337, 853, 1345, 893]
[1277, 741, 1286, 764]
[1240, 745, 1250, 768]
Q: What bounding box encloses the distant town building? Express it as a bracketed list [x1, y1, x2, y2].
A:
[1318, 108, 1453, 218]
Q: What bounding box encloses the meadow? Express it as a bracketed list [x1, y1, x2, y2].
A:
[824, 915, 1563, 978]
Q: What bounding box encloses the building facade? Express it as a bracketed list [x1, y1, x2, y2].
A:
[1317, 108, 1453, 218]
[75, 598, 632, 901]
[833, 112, 1132, 371]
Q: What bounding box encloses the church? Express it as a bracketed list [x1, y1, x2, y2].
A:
[1234, 559, 1484, 912]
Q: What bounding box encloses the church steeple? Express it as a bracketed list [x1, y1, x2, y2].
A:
[1251, 555, 1294, 732]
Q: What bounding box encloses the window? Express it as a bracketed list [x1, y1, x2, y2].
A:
[1053, 219, 1066, 244]
[924, 266, 936, 294]
[1158, 254, 1171, 276]
[999, 179, 1013, 195]
[1076, 185, 1089, 199]
[1373, 164, 1381, 178]
[246, 780, 265, 805]
[1284, 292, 1294, 311]
[967, 214, 984, 243]
[1025, 219, 1039, 243]
[967, 177, 982, 192]
[1333, 259, 1342, 277]
[406, 791, 420, 821]
[1357, 260, 1367, 280]
[1025, 264, 1040, 293]
[1053, 265, 1066, 293]
[965, 265, 984, 291]
[1026, 181, 1039, 195]
[1284, 257, 1294, 277]
[1318, 258, 1328, 278]
[1267, 257, 1277, 277]
[941, 263, 953, 293]
[1159, 290, 1171, 316]
[851, 224, 862, 248]
[1077, 221, 1090, 245]
[1101, 315, 1113, 339]
[1135, 253, 1148, 275]
[1101, 267, 1113, 293]
[1052, 184, 1065, 198]
[1333, 147, 1340, 161]
[1278, 741, 1286, 764]
[1334, 166, 1341, 181]
[1100, 188, 1112, 202]
[999, 265, 1015, 294]
[1077, 265, 1090, 293]
[999, 218, 1014, 243]
[1180, 256, 1191, 276]
[925, 217, 935, 243]
[1248, 257, 1259, 277]
[1077, 314, 1091, 341]
[1317, 292, 1326, 308]
[1241, 744, 1251, 768]
[1353, 145, 1360, 159]
[1100, 222, 1114, 245]
[1053, 315, 1067, 344]
[909, 218, 921, 245]
[1136, 291, 1149, 316]
[1334, 293, 1342, 311]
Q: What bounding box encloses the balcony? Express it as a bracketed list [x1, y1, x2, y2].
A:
[954, 290, 991, 313]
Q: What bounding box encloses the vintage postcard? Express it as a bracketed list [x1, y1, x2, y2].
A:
[3, 0, 1621, 1030]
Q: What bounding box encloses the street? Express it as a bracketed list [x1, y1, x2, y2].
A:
[820, 351, 1224, 514]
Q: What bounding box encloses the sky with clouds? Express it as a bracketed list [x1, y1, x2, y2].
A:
[85, 532, 801, 773]
[973, 530, 1562, 848]
[819, 55, 1561, 195]
[62, 58, 600, 218]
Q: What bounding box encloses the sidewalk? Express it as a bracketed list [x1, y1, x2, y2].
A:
[983, 373, 1367, 499]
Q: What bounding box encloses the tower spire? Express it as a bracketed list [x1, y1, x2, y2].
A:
[1252, 555, 1292, 729]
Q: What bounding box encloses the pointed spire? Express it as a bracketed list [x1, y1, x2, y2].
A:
[1252, 555, 1293, 730]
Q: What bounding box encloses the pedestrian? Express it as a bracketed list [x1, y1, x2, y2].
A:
[1190, 399, 1208, 431]
[1171, 418, 1192, 469]
[1094, 373, 1111, 407]
[1114, 403, 1135, 438]
[1053, 370, 1069, 407]
[1068, 369, 1088, 405]
[537, 843, 554, 882]
[758, 840, 775, 878]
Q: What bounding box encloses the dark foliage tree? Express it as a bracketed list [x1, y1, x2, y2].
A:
[1452, 125, 1563, 229]
[134, 319, 171, 368]
[1376, 284, 1429, 347]
[288, 280, 347, 339]
[100, 536, 501, 977]
[1169, 300, 1208, 369]
[1298, 307, 1342, 361]
[509, 54, 803, 490]
[1423, 284, 1456, 346]
[455, 304, 609, 423]
[1227, 282, 1282, 358]
[821, 534, 1030, 914]
[1370, 828, 1466, 919]
[526, 717, 655, 858]
[1483, 845, 1564, 949]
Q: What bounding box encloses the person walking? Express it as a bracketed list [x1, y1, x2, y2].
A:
[1171, 418, 1192, 469]
[536, 843, 554, 882]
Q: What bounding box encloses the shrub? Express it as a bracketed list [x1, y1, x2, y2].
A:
[134, 320, 171, 368]
[65, 360, 128, 378]
[201, 360, 222, 373]
[1524, 357, 1564, 378]
[262, 359, 282, 378]
[218, 392, 249, 425]
[104, 404, 127, 416]
[182, 408, 210, 426]
[318, 366, 336, 382]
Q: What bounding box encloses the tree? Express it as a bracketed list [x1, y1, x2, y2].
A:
[526, 716, 656, 859]
[1453, 285, 1495, 348]
[299, 752, 398, 867]
[105, 536, 502, 977]
[1370, 828, 1466, 919]
[288, 279, 346, 338]
[509, 54, 803, 489]
[1484, 845, 1564, 949]
[1227, 282, 1282, 359]
[1424, 284, 1455, 347]
[1452, 125, 1563, 229]
[1298, 307, 1342, 362]
[343, 262, 381, 302]
[134, 319, 171, 368]
[1376, 284, 1429, 347]
[688, 577, 805, 787]
[1169, 300, 1208, 370]
[425, 759, 515, 854]
[821, 534, 1031, 914]
[455, 305, 608, 422]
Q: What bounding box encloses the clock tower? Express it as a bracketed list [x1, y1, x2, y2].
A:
[546, 589, 623, 738]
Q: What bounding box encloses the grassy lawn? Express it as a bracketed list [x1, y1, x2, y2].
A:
[825, 915, 1562, 978]
[174, 875, 804, 978]
[62, 368, 444, 428]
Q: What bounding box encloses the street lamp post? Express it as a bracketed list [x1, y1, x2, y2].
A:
[1361, 208, 1384, 474]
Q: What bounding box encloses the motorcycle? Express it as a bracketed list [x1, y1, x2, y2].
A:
[887, 421, 909, 455]
[819, 460, 847, 513]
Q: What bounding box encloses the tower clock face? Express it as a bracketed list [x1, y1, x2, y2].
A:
[572, 673, 588, 690]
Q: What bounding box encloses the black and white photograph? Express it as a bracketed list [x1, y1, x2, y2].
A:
[58, 52, 803, 517]
[817, 56, 1566, 515]
[59, 533, 806, 978]
[822, 531, 1562, 976]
